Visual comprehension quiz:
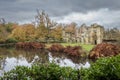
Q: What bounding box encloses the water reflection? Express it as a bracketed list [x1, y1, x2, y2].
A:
[49, 52, 90, 69]
[0, 48, 90, 76]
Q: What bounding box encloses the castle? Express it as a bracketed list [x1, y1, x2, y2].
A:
[62, 23, 104, 45]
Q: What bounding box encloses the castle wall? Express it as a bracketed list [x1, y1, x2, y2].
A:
[62, 23, 104, 44]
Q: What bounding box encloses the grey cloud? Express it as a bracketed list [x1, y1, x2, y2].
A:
[0, 0, 120, 28]
[53, 8, 120, 28]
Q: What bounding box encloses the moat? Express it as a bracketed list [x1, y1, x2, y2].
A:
[0, 48, 90, 76]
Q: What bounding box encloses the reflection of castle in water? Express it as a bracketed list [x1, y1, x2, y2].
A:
[49, 52, 90, 68]
[49, 52, 88, 64]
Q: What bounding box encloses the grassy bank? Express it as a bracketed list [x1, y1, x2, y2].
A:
[61, 43, 94, 52]
[0, 42, 94, 52]
[46, 43, 94, 52]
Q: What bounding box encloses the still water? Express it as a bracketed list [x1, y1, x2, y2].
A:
[0, 48, 90, 76]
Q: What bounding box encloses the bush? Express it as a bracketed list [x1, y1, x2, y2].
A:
[48, 44, 86, 57]
[64, 46, 86, 57]
[15, 42, 45, 49]
[1, 55, 120, 80]
[48, 44, 65, 52]
[81, 55, 120, 80]
[89, 43, 120, 59]
[6, 38, 18, 43]
[0, 63, 79, 80]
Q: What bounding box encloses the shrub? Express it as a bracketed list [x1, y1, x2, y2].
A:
[6, 38, 18, 43]
[1, 53, 120, 80]
[48, 44, 86, 57]
[48, 44, 65, 52]
[89, 43, 120, 59]
[0, 63, 79, 80]
[15, 42, 45, 49]
[64, 46, 86, 57]
[81, 55, 120, 80]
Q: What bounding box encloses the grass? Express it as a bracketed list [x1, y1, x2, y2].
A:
[61, 43, 94, 52]
[46, 43, 94, 52]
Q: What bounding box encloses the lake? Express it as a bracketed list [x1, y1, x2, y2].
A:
[0, 48, 91, 76]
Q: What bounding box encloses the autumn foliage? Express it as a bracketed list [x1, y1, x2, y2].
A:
[15, 42, 45, 49]
[64, 46, 86, 57]
[48, 44, 86, 57]
[89, 43, 120, 59]
[48, 44, 65, 52]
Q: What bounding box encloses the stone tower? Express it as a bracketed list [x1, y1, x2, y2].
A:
[89, 23, 104, 44]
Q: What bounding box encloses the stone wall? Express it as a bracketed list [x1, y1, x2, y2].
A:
[62, 23, 105, 44]
[89, 24, 104, 44]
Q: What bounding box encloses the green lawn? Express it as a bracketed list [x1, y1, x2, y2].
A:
[46, 43, 94, 52]
[60, 43, 94, 52]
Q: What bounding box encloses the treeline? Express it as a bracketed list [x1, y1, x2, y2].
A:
[0, 11, 80, 43]
[104, 28, 120, 42]
[0, 11, 63, 43]
[0, 10, 120, 43]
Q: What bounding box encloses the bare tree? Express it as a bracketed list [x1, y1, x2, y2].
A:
[0, 18, 6, 26]
[35, 9, 57, 43]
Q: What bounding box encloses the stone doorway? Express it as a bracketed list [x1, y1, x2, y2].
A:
[94, 39, 97, 45]
[92, 31, 97, 45]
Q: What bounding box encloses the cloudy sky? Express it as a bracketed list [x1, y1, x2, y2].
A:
[0, 0, 120, 28]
